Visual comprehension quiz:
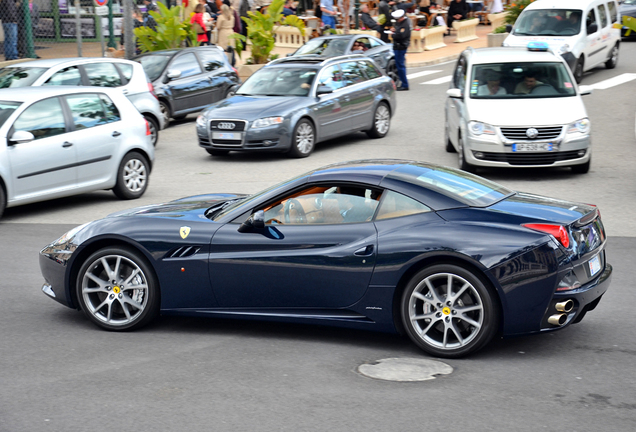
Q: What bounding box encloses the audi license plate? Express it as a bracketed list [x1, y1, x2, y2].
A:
[589, 255, 601, 277]
[213, 132, 241, 140]
[512, 143, 554, 152]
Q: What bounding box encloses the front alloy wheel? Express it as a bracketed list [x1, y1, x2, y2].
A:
[401, 264, 499, 358]
[76, 247, 160, 331]
[288, 118, 315, 158]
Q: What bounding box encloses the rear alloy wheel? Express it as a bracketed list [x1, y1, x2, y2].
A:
[366, 102, 391, 138]
[206, 149, 229, 156]
[458, 137, 476, 173]
[386, 59, 401, 88]
[113, 152, 149, 200]
[573, 57, 584, 83]
[288, 118, 315, 158]
[605, 44, 619, 69]
[144, 115, 159, 147]
[401, 264, 499, 358]
[159, 101, 171, 126]
[76, 247, 160, 331]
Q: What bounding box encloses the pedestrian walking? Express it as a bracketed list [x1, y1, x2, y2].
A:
[191, 4, 210, 45]
[390, 9, 410, 91]
[0, 0, 18, 60]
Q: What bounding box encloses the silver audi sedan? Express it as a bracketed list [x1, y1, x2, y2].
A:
[0, 87, 154, 218]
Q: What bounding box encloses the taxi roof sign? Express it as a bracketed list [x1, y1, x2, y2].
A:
[527, 41, 549, 52]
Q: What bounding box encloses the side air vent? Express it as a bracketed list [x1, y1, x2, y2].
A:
[165, 246, 202, 259]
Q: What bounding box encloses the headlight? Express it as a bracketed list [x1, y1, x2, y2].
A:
[468, 121, 496, 136]
[567, 118, 590, 134]
[251, 116, 284, 129]
[558, 44, 570, 54]
[53, 222, 90, 246]
[196, 115, 207, 128]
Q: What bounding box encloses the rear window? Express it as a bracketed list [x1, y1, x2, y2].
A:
[137, 54, 171, 82]
[294, 38, 351, 57]
[0, 67, 47, 88]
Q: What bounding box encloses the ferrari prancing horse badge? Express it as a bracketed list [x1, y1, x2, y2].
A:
[180, 226, 191, 239]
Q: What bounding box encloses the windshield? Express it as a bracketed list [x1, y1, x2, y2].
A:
[624, 0, 636, 4]
[137, 55, 171, 82]
[0, 101, 21, 128]
[469, 62, 576, 99]
[294, 38, 350, 57]
[237, 67, 317, 97]
[514, 9, 583, 36]
[0, 67, 47, 88]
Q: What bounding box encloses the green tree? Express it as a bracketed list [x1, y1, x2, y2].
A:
[134, 3, 197, 53]
[505, 0, 537, 26]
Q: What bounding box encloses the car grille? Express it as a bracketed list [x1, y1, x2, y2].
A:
[475, 150, 585, 165]
[500, 126, 563, 141]
[209, 119, 247, 147]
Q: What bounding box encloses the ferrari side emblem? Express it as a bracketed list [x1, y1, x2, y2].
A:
[180, 226, 191, 239]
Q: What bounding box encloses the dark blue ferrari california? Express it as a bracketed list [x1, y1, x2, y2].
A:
[40, 160, 611, 357]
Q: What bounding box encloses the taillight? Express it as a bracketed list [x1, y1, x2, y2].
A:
[523, 223, 570, 248]
[145, 119, 151, 136]
[148, 82, 157, 99]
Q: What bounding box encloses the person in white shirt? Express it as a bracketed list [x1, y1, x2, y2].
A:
[477, 70, 507, 96]
[489, 0, 503, 14]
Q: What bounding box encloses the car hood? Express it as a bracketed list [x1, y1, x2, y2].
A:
[466, 97, 586, 126]
[490, 192, 594, 225]
[203, 95, 307, 120]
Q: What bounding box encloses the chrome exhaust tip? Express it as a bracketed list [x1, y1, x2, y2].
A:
[548, 313, 567, 326]
[555, 299, 574, 313]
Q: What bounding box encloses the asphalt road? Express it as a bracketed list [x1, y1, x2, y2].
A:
[1, 41, 635, 431]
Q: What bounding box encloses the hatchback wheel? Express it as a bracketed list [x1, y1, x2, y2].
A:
[401, 264, 499, 358]
[366, 102, 391, 138]
[144, 115, 159, 147]
[113, 152, 149, 200]
[159, 101, 171, 126]
[288, 118, 315, 158]
[458, 137, 476, 173]
[76, 247, 160, 331]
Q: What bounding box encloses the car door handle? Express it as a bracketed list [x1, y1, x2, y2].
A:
[121, 89, 129, 95]
[354, 245, 374, 256]
[62, 141, 73, 148]
[112, 131, 121, 137]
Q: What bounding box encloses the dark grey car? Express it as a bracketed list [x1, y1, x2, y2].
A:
[195, 55, 396, 158]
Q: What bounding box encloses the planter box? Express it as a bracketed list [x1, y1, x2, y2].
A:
[273, 26, 309, 48]
[487, 32, 509, 47]
[408, 26, 447, 52]
[488, 12, 509, 30]
[452, 19, 479, 43]
[238, 63, 265, 81]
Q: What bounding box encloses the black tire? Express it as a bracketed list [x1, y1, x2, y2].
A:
[113, 152, 150, 200]
[172, 114, 188, 121]
[159, 100, 171, 126]
[76, 246, 160, 331]
[445, 124, 455, 153]
[401, 264, 500, 358]
[0, 184, 6, 219]
[386, 59, 401, 88]
[573, 57, 584, 84]
[206, 149, 229, 156]
[605, 44, 619, 69]
[571, 158, 590, 174]
[366, 102, 391, 138]
[458, 136, 476, 173]
[288, 118, 315, 158]
[144, 114, 159, 147]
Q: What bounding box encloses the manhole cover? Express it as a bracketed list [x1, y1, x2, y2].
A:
[357, 357, 453, 382]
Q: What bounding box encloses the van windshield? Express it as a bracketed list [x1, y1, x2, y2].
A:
[513, 9, 583, 36]
[469, 62, 577, 99]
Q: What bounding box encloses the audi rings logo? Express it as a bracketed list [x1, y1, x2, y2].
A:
[217, 122, 236, 130]
[526, 127, 539, 139]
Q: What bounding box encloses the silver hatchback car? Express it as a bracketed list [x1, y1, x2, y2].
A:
[0, 57, 164, 146]
[0, 87, 155, 219]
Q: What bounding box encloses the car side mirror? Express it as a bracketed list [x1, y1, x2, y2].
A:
[505, 24, 512, 33]
[446, 88, 463, 99]
[316, 85, 333, 96]
[587, 23, 598, 34]
[166, 69, 182, 81]
[578, 85, 593, 96]
[238, 210, 265, 233]
[9, 130, 35, 145]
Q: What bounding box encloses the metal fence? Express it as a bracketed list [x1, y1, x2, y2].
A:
[0, 0, 171, 62]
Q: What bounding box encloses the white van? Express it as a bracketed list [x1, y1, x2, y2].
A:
[503, 0, 621, 82]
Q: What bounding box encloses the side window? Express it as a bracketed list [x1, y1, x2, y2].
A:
[99, 94, 121, 123]
[318, 65, 345, 91]
[261, 184, 381, 225]
[368, 37, 382, 48]
[453, 56, 467, 92]
[65, 94, 108, 130]
[360, 61, 381, 80]
[376, 190, 431, 220]
[170, 53, 202, 78]
[43, 66, 82, 86]
[586, 9, 598, 32]
[597, 5, 608, 28]
[340, 61, 367, 86]
[83, 63, 122, 87]
[13, 97, 66, 140]
[197, 50, 225, 72]
[607, 1, 617, 23]
[115, 63, 134, 81]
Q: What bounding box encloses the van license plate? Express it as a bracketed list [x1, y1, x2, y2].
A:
[512, 143, 554, 152]
[589, 255, 601, 277]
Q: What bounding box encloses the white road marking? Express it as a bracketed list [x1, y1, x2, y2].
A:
[420, 75, 453, 85]
[587, 73, 636, 90]
[406, 70, 443, 80]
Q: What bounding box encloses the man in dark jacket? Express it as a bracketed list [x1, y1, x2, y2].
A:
[0, 0, 18, 60]
[391, 8, 410, 90]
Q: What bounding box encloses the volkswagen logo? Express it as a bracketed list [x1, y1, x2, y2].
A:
[217, 122, 236, 130]
[526, 127, 539, 139]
